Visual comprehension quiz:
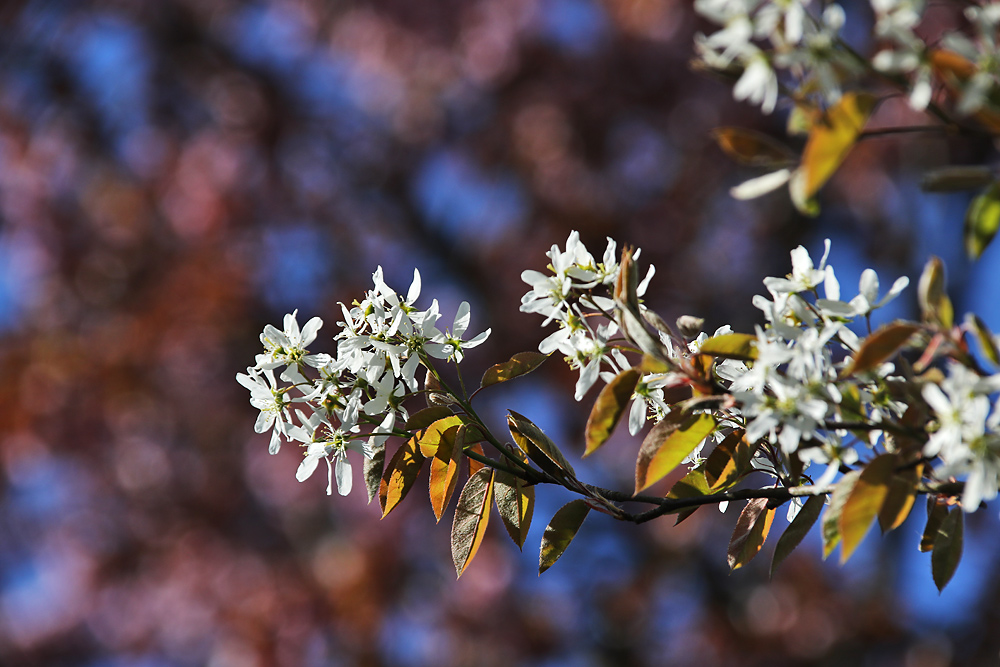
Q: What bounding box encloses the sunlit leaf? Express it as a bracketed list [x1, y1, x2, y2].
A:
[965, 183, 1000, 260]
[711, 127, 798, 168]
[451, 468, 495, 578]
[467, 443, 487, 476]
[931, 507, 964, 592]
[429, 425, 464, 522]
[539, 500, 591, 574]
[380, 438, 426, 518]
[415, 415, 484, 457]
[771, 495, 824, 577]
[508, 410, 576, 478]
[635, 413, 716, 494]
[480, 351, 550, 389]
[666, 468, 712, 524]
[585, 368, 641, 456]
[878, 463, 922, 533]
[495, 459, 535, 550]
[839, 454, 897, 563]
[787, 104, 818, 136]
[364, 444, 386, 505]
[728, 498, 776, 571]
[918, 256, 954, 329]
[821, 470, 861, 559]
[640, 354, 671, 374]
[404, 406, 455, 431]
[789, 92, 877, 211]
[704, 429, 756, 491]
[920, 497, 949, 552]
[842, 323, 919, 377]
[698, 333, 759, 361]
[966, 313, 1000, 367]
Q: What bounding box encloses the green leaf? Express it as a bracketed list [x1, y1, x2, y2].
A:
[932, 507, 964, 592]
[480, 351, 550, 389]
[494, 462, 535, 550]
[429, 425, 464, 522]
[821, 470, 861, 559]
[918, 257, 954, 329]
[451, 468, 495, 578]
[379, 438, 426, 518]
[789, 92, 877, 211]
[364, 443, 386, 505]
[704, 429, 757, 491]
[727, 498, 776, 571]
[508, 410, 576, 478]
[634, 413, 716, 494]
[585, 368, 641, 456]
[404, 406, 455, 431]
[697, 333, 759, 361]
[964, 182, 1000, 259]
[966, 313, 1000, 367]
[539, 500, 591, 574]
[838, 454, 897, 563]
[920, 497, 949, 552]
[842, 323, 919, 377]
[711, 127, 798, 168]
[770, 495, 824, 577]
[878, 463, 922, 533]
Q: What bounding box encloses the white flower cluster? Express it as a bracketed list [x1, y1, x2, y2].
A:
[237, 268, 490, 495]
[694, 0, 858, 113]
[923, 363, 1000, 510]
[697, 0, 1000, 118]
[520, 231, 670, 434]
[723, 242, 908, 478]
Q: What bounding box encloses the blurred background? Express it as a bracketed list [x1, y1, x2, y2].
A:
[1, 0, 1000, 665]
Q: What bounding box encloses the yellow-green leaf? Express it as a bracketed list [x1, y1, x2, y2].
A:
[711, 127, 798, 168]
[878, 463, 922, 533]
[920, 497, 949, 552]
[932, 507, 964, 592]
[539, 500, 591, 574]
[966, 313, 1000, 367]
[697, 333, 759, 361]
[842, 323, 919, 377]
[839, 454, 897, 563]
[965, 182, 1000, 260]
[634, 413, 716, 494]
[451, 468, 495, 578]
[770, 495, 825, 577]
[728, 498, 776, 571]
[666, 468, 712, 524]
[380, 438, 426, 518]
[429, 425, 464, 522]
[404, 406, 455, 431]
[495, 464, 535, 550]
[918, 256, 954, 329]
[822, 470, 861, 559]
[704, 429, 756, 491]
[585, 368, 641, 456]
[508, 410, 576, 478]
[789, 92, 877, 209]
[481, 351, 550, 388]
[415, 415, 484, 457]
